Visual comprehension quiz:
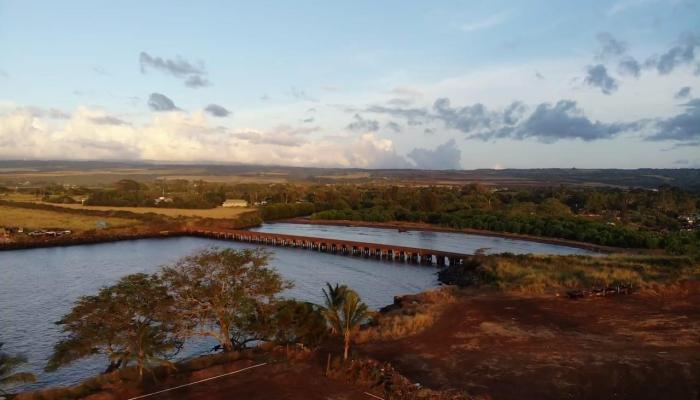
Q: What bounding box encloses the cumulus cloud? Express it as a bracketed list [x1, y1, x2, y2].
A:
[407, 139, 461, 170]
[646, 33, 699, 75]
[675, 86, 692, 99]
[645, 99, 700, 142]
[204, 103, 231, 117]
[433, 98, 498, 132]
[90, 115, 130, 126]
[148, 93, 179, 112]
[584, 64, 619, 95]
[347, 114, 379, 132]
[592, 32, 642, 79]
[618, 56, 641, 77]
[232, 125, 315, 147]
[0, 106, 411, 168]
[139, 51, 210, 88]
[365, 97, 639, 143]
[20, 106, 70, 119]
[0, 107, 139, 160]
[499, 100, 634, 142]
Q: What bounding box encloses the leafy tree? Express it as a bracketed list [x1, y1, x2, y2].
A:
[321, 283, 370, 361]
[0, 343, 36, 393]
[47, 274, 181, 379]
[271, 300, 328, 347]
[161, 248, 291, 352]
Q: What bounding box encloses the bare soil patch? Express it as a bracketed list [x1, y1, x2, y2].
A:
[101, 359, 370, 400]
[360, 283, 700, 400]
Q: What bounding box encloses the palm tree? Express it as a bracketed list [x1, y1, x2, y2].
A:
[322, 283, 369, 361]
[0, 343, 36, 394]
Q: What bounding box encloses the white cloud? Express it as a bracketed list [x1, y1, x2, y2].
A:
[0, 106, 409, 169]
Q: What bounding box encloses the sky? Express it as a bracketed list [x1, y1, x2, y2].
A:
[0, 0, 699, 170]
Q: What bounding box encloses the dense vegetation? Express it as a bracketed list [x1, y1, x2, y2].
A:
[304, 184, 699, 254]
[9, 177, 700, 255]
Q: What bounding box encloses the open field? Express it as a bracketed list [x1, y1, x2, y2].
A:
[51, 203, 256, 218]
[24, 202, 257, 218]
[0, 205, 141, 231]
[360, 283, 700, 400]
[0, 193, 42, 202]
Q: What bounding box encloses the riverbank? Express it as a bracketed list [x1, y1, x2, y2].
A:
[280, 218, 635, 254]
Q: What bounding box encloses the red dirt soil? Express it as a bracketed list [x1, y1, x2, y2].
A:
[100, 359, 372, 400]
[360, 283, 700, 400]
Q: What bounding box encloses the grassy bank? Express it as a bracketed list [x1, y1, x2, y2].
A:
[439, 254, 700, 294]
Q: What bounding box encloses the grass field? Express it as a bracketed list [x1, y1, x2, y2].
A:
[1, 193, 43, 202]
[0, 205, 141, 231]
[38, 203, 257, 218]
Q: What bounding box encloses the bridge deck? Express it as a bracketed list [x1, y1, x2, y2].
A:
[187, 228, 470, 266]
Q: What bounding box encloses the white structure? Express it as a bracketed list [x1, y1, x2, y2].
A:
[222, 199, 248, 207]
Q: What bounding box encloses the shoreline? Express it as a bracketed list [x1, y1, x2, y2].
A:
[0, 231, 190, 251]
[276, 218, 634, 254]
[1, 218, 633, 255]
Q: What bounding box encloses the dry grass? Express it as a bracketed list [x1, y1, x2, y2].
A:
[0, 205, 141, 231]
[0, 192, 41, 202]
[37, 202, 256, 218]
[356, 287, 457, 343]
[476, 254, 700, 294]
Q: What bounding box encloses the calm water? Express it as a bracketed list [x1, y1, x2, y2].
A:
[251, 222, 596, 256]
[0, 237, 438, 391]
[0, 224, 592, 391]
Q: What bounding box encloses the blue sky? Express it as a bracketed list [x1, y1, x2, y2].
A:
[1, 0, 698, 169]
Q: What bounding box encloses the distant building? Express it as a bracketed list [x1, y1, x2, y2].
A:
[154, 196, 173, 205]
[222, 199, 248, 208]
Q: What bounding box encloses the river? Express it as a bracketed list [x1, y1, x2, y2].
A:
[0, 223, 593, 392]
[250, 222, 596, 256]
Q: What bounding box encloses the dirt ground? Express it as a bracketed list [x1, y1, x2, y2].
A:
[102, 359, 372, 400]
[82, 284, 700, 400]
[361, 283, 700, 400]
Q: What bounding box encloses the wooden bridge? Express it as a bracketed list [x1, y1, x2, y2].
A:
[186, 228, 469, 266]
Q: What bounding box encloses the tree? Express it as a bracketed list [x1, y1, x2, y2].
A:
[47, 274, 181, 379]
[321, 283, 370, 361]
[161, 248, 291, 352]
[0, 343, 36, 394]
[272, 300, 327, 348]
